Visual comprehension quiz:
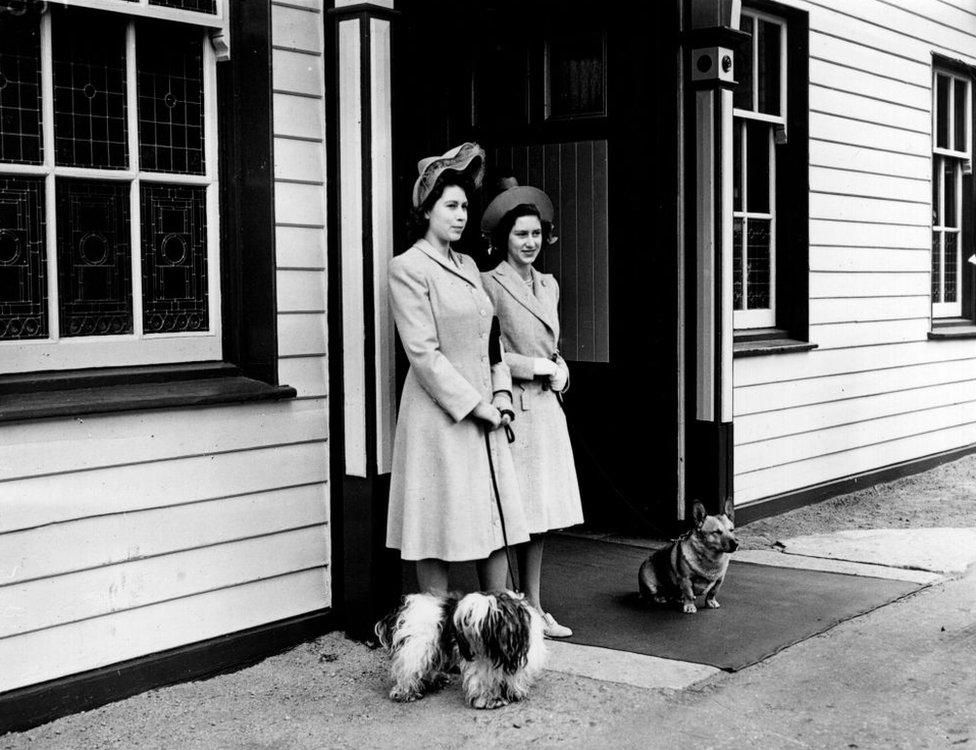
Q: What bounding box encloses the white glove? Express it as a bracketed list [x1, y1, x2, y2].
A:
[549, 361, 569, 392]
[533, 357, 558, 377]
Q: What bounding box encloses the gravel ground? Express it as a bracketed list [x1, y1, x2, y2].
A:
[4, 453, 976, 748]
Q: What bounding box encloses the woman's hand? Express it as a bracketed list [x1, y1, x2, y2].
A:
[492, 392, 515, 426]
[471, 400, 502, 429]
[549, 361, 569, 393]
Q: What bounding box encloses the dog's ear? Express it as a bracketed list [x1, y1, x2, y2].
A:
[692, 501, 707, 528]
[724, 498, 735, 523]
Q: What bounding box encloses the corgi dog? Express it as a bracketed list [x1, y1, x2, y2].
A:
[637, 499, 738, 614]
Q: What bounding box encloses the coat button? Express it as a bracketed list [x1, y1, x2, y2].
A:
[481, 355, 488, 363]
[479, 310, 486, 317]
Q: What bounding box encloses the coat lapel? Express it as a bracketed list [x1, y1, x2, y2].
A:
[491, 261, 558, 335]
[414, 239, 479, 287]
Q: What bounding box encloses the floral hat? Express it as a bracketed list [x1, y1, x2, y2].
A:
[480, 180, 554, 233]
[412, 142, 486, 209]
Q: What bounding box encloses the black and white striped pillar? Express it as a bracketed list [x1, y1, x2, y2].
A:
[686, 1, 747, 516]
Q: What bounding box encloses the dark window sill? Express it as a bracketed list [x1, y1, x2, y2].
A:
[733, 327, 818, 358]
[929, 318, 976, 340]
[0, 362, 296, 423]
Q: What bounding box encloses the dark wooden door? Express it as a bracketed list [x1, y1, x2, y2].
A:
[392, 0, 682, 531]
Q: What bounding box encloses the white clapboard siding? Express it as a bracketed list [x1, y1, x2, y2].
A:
[279, 312, 328, 357]
[277, 225, 326, 270]
[810, 193, 929, 225]
[810, 59, 930, 111]
[810, 168, 928, 205]
[272, 3, 321, 53]
[739, 0, 976, 524]
[737, 379, 976, 445]
[736, 400, 976, 475]
[0, 569, 329, 693]
[736, 421, 976, 505]
[810, 140, 929, 181]
[275, 138, 326, 184]
[279, 357, 329, 399]
[809, 219, 930, 248]
[736, 356, 976, 415]
[277, 269, 327, 313]
[0, 485, 327, 586]
[810, 248, 930, 273]
[736, 339, 976, 387]
[273, 93, 325, 141]
[276, 182, 327, 227]
[0, 399, 326, 484]
[1, 440, 328, 533]
[810, 86, 930, 133]
[809, 30, 930, 88]
[807, 318, 931, 349]
[272, 49, 324, 97]
[1, 526, 328, 638]
[809, 294, 930, 323]
[809, 271, 927, 298]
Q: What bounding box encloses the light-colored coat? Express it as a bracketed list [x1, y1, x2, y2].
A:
[481, 261, 584, 533]
[387, 241, 530, 561]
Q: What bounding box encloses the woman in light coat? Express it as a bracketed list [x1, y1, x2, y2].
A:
[387, 143, 529, 595]
[480, 182, 584, 638]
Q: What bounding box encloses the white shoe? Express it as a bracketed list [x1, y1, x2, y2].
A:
[541, 612, 573, 638]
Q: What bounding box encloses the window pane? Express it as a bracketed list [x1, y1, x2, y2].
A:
[733, 217, 744, 310]
[53, 9, 128, 169]
[757, 20, 781, 116]
[746, 122, 770, 213]
[56, 179, 133, 337]
[734, 15, 754, 111]
[0, 177, 47, 340]
[148, 0, 218, 13]
[932, 157, 941, 226]
[932, 231, 942, 302]
[747, 219, 771, 309]
[138, 22, 205, 175]
[944, 231, 958, 303]
[944, 159, 957, 228]
[141, 184, 209, 333]
[954, 78, 968, 153]
[546, 32, 605, 119]
[733, 121, 743, 212]
[0, 16, 43, 165]
[936, 74, 950, 150]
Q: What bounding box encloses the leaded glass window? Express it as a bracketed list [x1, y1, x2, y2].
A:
[0, 2, 221, 371]
[932, 67, 971, 319]
[732, 8, 785, 330]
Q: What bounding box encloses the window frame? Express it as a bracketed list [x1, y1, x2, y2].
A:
[52, 0, 226, 27]
[931, 64, 973, 321]
[0, 6, 223, 372]
[731, 0, 811, 357]
[0, 0, 290, 419]
[732, 7, 786, 332]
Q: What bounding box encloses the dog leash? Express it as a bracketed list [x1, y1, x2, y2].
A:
[483, 425, 521, 593]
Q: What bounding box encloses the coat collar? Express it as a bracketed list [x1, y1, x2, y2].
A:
[413, 239, 479, 287]
[490, 260, 558, 334]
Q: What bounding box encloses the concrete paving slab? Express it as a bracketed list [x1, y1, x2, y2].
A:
[735, 549, 943, 584]
[543, 640, 720, 691]
[777, 528, 976, 575]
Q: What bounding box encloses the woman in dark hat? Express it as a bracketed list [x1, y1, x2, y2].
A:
[480, 182, 584, 638]
[386, 143, 530, 595]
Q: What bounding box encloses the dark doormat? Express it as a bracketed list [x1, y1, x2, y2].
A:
[402, 535, 925, 672]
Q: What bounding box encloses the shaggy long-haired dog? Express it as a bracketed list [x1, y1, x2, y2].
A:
[375, 591, 547, 709]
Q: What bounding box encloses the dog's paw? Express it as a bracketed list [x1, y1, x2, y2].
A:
[389, 686, 423, 702]
[471, 694, 510, 710]
[705, 599, 721, 609]
[682, 602, 698, 614]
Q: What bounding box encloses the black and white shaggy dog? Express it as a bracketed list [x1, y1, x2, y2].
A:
[375, 591, 547, 709]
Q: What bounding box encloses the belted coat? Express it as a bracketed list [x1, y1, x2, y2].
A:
[386, 241, 530, 561]
[481, 260, 584, 533]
